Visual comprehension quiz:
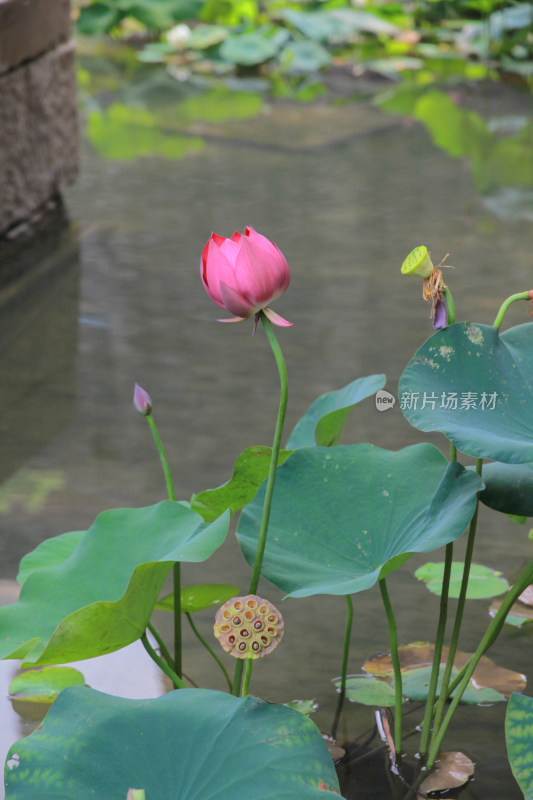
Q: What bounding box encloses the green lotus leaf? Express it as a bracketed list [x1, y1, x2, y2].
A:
[414, 562, 509, 599]
[478, 461, 533, 516]
[0, 502, 229, 665]
[338, 676, 397, 707]
[286, 374, 386, 448]
[4, 687, 341, 799]
[506, 692, 533, 799]
[8, 667, 85, 704]
[156, 583, 240, 613]
[237, 443, 482, 597]
[17, 531, 84, 585]
[398, 665, 506, 704]
[191, 446, 292, 522]
[399, 322, 533, 463]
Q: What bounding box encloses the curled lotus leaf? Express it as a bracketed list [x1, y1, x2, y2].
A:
[399, 322, 533, 463]
[0, 502, 229, 665]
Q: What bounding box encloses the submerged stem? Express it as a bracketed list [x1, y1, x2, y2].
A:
[379, 578, 403, 759]
[332, 594, 354, 740]
[232, 312, 289, 696]
[426, 558, 533, 769]
[418, 542, 453, 761]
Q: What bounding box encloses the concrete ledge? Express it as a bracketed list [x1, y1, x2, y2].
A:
[0, 0, 70, 75]
[0, 41, 78, 237]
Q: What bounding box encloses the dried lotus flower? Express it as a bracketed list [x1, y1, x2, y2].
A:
[214, 594, 284, 660]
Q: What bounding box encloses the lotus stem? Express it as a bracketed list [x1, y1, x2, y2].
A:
[147, 622, 174, 670]
[145, 414, 182, 679]
[493, 290, 533, 329]
[426, 558, 533, 769]
[379, 578, 403, 758]
[186, 612, 232, 691]
[332, 594, 354, 740]
[429, 458, 482, 752]
[418, 542, 453, 761]
[241, 658, 253, 697]
[443, 288, 455, 325]
[141, 632, 186, 690]
[232, 312, 289, 695]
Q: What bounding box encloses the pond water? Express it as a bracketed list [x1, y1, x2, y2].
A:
[1, 60, 532, 798]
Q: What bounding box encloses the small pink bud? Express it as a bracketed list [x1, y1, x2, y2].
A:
[133, 383, 152, 416]
[200, 226, 292, 326]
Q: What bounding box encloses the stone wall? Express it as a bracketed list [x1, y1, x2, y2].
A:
[0, 0, 78, 237]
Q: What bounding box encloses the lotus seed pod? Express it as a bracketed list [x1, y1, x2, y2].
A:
[401, 246, 434, 279]
[214, 595, 284, 660]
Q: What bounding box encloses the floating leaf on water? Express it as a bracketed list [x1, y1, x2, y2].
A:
[489, 597, 533, 628]
[414, 561, 509, 599]
[398, 665, 506, 704]
[156, 583, 240, 613]
[363, 643, 526, 697]
[285, 699, 318, 716]
[321, 734, 345, 762]
[9, 667, 85, 704]
[420, 751, 474, 793]
[335, 675, 397, 707]
[519, 586, 533, 606]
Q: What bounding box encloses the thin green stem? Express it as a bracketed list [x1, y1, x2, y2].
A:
[146, 415, 175, 501]
[429, 458, 482, 751]
[418, 542, 453, 761]
[379, 578, 403, 759]
[248, 313, 289, 594]
[443, 288, 455, 325]
[493, 291, 532, 329]
[426, 558, 533, 769]
[186, 613, 232, 691]
[232, 311, 289, 697]
[147, 621, 174, 669]
[332, 595, 354, 740]
[241, 659, 253, 697]
[141, 632, 186, 689]
[145, 414, 182, 678]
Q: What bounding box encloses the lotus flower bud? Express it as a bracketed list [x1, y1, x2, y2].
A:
[201, 226, 292, 327]
[432, 297, 448, 330]
[401, 246, 434, 279]
[133, 383, 152, 417]
[214, 595, 284, 659]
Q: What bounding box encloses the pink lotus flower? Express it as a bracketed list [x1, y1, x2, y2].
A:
[133, 383, 152, 416]
[201, 226, 292, 326]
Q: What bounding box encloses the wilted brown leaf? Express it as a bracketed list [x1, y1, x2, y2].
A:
[363, 643, 525, 697]
[420, 751, 474, 793]
[518, 585, 533, 607]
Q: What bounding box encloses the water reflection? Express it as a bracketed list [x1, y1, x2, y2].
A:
[1, 68, 532, 798]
